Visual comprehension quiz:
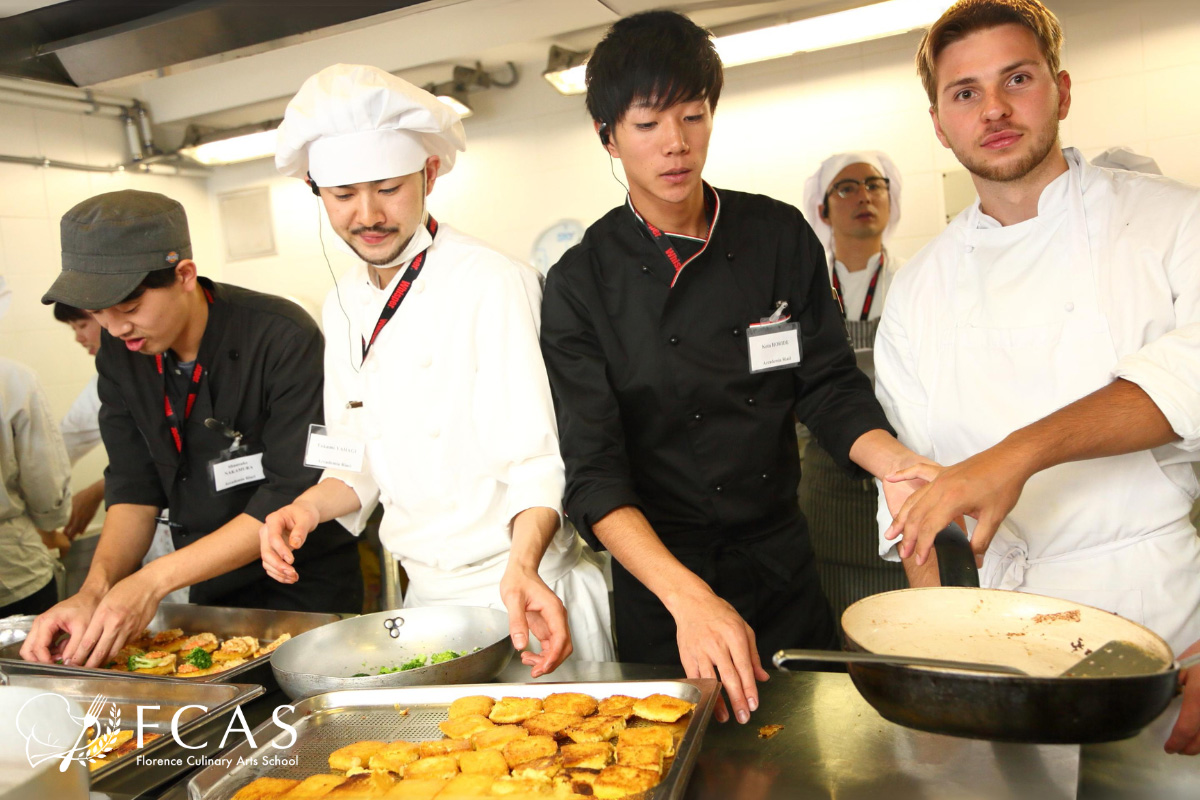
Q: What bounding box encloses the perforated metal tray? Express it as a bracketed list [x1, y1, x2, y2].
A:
[185, 679, 719, 800]
[0, 661, 262, 797]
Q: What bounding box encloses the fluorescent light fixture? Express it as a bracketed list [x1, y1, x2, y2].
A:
[178, 125, 277, 165]
[543, 45, 588, 96]
[543, 1, 954, 96]
[715, 0, 954, 68]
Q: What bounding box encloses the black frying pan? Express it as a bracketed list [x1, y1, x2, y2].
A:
[776, 525, 1193, 744]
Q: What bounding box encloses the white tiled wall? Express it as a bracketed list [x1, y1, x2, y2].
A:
[211, 0, 1200, 310]
[0, 106, 215, 526]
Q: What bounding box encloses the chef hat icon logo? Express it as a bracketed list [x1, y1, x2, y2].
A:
[16, 692, 121, 769]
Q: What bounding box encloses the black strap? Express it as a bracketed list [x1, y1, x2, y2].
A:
[156, 286, 213, 454]
[361, 217, 438, 361]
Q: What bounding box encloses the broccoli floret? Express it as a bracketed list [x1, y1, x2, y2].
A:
[183, 647, 212, 669]
[398, 655, 428, 671]
[429, 650, 461, 664]
[127, 652, 169, 671]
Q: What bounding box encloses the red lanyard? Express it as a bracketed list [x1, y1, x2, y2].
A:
[831, 252, 885, 321]
[156, 286, 213, 454]
[362, 217, 438, 361]
[631, 185, 719, 288]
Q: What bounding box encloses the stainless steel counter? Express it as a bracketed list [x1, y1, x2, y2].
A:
[139, 660, 1199, 800]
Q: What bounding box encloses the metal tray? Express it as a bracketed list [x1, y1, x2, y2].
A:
[0, 603, 340, 692]
[185, 679, 719, 800]
[0, 660, 263, 798]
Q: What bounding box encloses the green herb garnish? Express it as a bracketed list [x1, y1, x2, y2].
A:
[183, 647, 212, 669]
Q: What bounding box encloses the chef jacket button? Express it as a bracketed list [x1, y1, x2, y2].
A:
[1064, 302, 1074, 312]
[760, 472, 769, 480]
[429, 428, 441, 439]
[745, 397, 756, 406]
[669, 335, 680, 346]
[642, 266, 651, 274]
[732, 327, 742, 337]
[420, 354, 433, 368]
[726, 252, 734, 261]
[965, 245, 975, 253]
[692, 412, 703, 422]
[714, 484, 724, 493]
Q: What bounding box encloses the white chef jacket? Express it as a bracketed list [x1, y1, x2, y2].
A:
[875, 149, 1200, 653]
[0, 358, 70, 607]
[320, 222, 613, 661]
[829, 251, 903, 324]
[60, 374, 101, 465]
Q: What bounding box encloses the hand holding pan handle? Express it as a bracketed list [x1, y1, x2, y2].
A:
[932, 522, 980, 588]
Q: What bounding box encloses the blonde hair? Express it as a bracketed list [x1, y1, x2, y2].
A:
[916, 0, 1064, 107]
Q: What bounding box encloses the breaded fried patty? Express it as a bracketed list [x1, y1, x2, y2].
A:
[488, 697, 543, 724]
[522, 711, 584, 739]
[564, 715, 625, 744]
[592, 765, 659, 798]
[560, 742, 613, 770]
[632, 694, 695, 723]
[502, 734, 558, 768]
[277, 773, 345, 798]
[616, 743, 664, 774]
[367, 740, 421, 773]
[438, 714, 494, 739]
[328, 741, 387, 772]
[596, 695, 637, 718]
[432, 773, 496, 798]
[325, 770, 395, 796]
[618, 726, 675, 757]
[471, 724, 529, 750]
[488, 776, 553, 795]
[231, 777, 300, 800]
[542, 692, 598, 717]
[380, 779, 447, 798]
[404, 755, 460, 780]
[417, 738, 472, 758]
[448, 695, 495, 719]
[511, 755, 562, 781]
[456, 748, 509, 777]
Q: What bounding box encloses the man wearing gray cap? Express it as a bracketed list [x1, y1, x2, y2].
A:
[22, 190, 363, 669]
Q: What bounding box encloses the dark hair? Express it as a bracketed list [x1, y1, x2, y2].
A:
[53, 302, 90, 323]
[585, 10, 724, 130]
[118, 266, 179, 304]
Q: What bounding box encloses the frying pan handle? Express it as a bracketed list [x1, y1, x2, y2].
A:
[933, 522, 980, 588]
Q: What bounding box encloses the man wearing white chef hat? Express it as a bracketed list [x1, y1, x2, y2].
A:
[874, 0, 1200, 754]
[799, 151, 907, 624]
[263, 64, 614, 673]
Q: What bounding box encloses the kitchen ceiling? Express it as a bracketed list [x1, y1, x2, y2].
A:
[0, 0, 856, 127]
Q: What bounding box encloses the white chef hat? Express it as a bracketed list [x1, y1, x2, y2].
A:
[275, 63, 466, 187]
[1090, 146, 1162, 176]
[802, 151, 903, 249]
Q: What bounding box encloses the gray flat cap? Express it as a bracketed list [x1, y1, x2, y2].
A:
[42, 190, 192, 309]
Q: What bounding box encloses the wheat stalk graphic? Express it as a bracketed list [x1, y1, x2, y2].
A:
[86, 703, 122, 764]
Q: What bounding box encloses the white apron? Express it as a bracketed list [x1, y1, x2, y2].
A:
[927, 162, 1200, 653]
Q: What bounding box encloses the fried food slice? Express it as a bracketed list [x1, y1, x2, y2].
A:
[511, 755, 562, 781]
[434, 773, 496, 798]
[178, 632, 218, 653]
[214, 635, 260, 663]
[260, 632, 292, 654]
[131, 650, 177, 675]
[417, 738, 471, 758]
[381, 779, 447, 799]
[502, 734, 558, 769]
[127, 630, 154, 650]
[560, 742, 612, 770]
[177, 657, 247, 678]
[329, 740, 388, 772]
[456, 748, 509, 777]
[542, 692, 598, 717]
[325, 770, 395, 796]
[617, 727, 674, 757]
[564, 715, 625, 744]
[279, 774, 346, 798]
[489, 697, 543, 724]
[597, 695, 637, 718]
[564, 768, 602, 794]
[489, 776, 553, 796]
[232, 777, 301, 800]
[523, 712, 585, 739]
[150, 628, 187, 652]
[448, 695, 495, 719]
[616, 744, 664, 774]
[632, 694, 695, 723]
[470, 724, 528, 750]
[438, 714, 494, 739]
[757, 724, 784, 739]
[403, 754, 460, 780]
[368, 740, 421, 773]
[592, 765, 659, 798]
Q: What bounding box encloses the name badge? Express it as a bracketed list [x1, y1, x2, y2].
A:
[208, 451, 265, 493]
[747, 320, 802, 373]
[304, 424, 365, 473]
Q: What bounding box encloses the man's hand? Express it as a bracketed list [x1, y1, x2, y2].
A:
[62, 573, 164, 668]
[20, 592, 100, 664]
[884, 445, 1030, 566]
[500, 564, 572, 678]
[259, 500, 320, 584]
[669, 588, 769, 725]
[1166, 639, 1200, 755]
[64, 480, 105, 540]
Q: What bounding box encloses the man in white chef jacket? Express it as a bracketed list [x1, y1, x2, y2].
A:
[874, 0, 1200, 754]
[260, 64, 614, 674]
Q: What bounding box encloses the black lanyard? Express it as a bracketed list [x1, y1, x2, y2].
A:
[156, 286, 213, 454]
[361, 217, 438, 361]
[632, 185, 718, 288]
[831, 251, 885, 321]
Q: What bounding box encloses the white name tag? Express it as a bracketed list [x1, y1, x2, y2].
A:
[747, 321, 802, 373]
[210, 453, 265, 492]
[304, 424, 365, 473]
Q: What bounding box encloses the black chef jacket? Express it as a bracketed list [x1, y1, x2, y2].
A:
[541, 186, 893, 660]
[97, 278, 362, 612]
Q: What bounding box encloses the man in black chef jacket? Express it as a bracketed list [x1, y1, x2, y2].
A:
[540, 11, 930, 724]
[22, 190, 361, 668]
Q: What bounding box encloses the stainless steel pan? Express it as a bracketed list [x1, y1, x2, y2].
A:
[775, 524, 1192, 743]
[271, 606, 514, 699]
